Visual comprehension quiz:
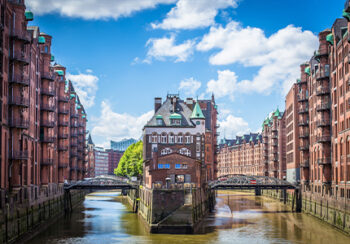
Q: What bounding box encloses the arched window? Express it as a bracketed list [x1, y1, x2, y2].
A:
[177, 133, 183, 144]
[169, 133, 174, 144]
[161, 133, 167, 144]
[179, 147, 191, 157]
[151, 133, 158, 143]
[161, 148, 172, 156]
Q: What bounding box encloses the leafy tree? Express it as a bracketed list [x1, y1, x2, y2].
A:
[115, 141, 143, 177]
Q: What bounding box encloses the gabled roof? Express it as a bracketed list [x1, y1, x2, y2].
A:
[190, 102, 205, 119]
[87, 134, 94, 145]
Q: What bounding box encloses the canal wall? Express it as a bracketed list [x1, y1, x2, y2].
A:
[262, 189, 350, 235]
[0, 186, 86, 243]
[127, 186, 215, 234]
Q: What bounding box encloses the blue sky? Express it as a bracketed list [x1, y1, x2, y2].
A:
[27, 0, 346, 147]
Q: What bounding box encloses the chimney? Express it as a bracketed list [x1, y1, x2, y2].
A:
[185, 98, 194, 110]
[154, 97, 162, 112]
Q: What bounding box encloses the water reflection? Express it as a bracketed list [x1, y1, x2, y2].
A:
[27, 191, 350, 244]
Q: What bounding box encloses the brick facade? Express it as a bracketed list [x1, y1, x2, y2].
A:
[0, 0, 88, 208]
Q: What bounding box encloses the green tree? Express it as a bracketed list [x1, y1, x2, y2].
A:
[115, 141, 143, 177]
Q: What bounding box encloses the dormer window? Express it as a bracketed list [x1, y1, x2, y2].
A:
[169, 113, 182, 126]
[156, 114, 163, 126]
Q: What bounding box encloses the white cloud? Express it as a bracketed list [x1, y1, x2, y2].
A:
[197, 23, 318, 96]
[91, 101, 153, 143]
[151, 0, 238, 30]
[66, 72, 99, 108]
[26, 0, 176, 19]
[206, 70, 237, 100]
[179, 77, 201, 96]
[146, 35, 195, 62]
[219, 114, 250, 138]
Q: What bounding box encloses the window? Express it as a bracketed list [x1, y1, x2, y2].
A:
[158, 163, 170, 169]
[156, 119, 163, 126]
[161, 134, 167, 143]
[165, 164, 170, 169]
[169, 134, 174, 144]
[176, 175, 185, 183]
[175, 164, 181, 169]
[171, 119, 181, 126]
[177, 135, 183, 143]
[179, 147, 191, 157]
[185, 135, 192, 144]
[158, 164, 163, 169]
[160, 148, 172, 155]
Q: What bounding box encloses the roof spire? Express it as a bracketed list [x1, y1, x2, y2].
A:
[190, 100, 205, 119]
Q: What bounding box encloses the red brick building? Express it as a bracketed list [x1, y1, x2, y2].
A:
[218, 109, 286, 180]
[143, 94, 217, 188]
[0, 0, 88, 208]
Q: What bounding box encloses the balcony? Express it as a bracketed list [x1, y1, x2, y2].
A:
[41, 72, 55, 81]
[300, 160, 309, 168]
[71, 132, 78, 138]
[71, 113, 79, 118]
[298, 106, 308, 114]
[271, 156, 278, 162]
[71, 142, 78, 147]
[58, 146, 68, 151]
[58, 133, 69, 139]
[70, 152, 78, 158]
[58, 108, 69, 114]
[299, 145, 309, 151]
[317, 158, 331, 165]
[297, 94, 309, 102]
[298, 77, 307, 85]
[10, 52, 30, 67]
[215, 124, 220, 129]
[299, 132, 309, 138]
[41, 120, 55, 128]
[9, 96, 29, 107]
[9, 118, 29, 129]
[71, 122, 79, 128]
[58, 121, 69, 127]
[316, 135, 331, 143]
[58, 96, 69, 103]
[314, 47, 329, 58]
[58, 163, 68, 168]
[41, 136, 56, 143]
[316, 119, 330, 127]
[316, 87, 330, 96]
[315, 65, 330, 80]
[41, 159, 54, 166]
[9, 75, 29, 86]
[271, 134, 278, 139]
[298, 119, 309, 126]
[271, 142, 278, 147]
[41, 88, 55, 97]
[41, 103, 56, 112]
[316, 103, 330, 112]
[10, 150, 28, 160]
[10, 29, 31, 43]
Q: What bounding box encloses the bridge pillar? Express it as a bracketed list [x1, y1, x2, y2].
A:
[283, 189, 287, 204]
[295, 188, 302, 212]
[255, 188, 261, 196]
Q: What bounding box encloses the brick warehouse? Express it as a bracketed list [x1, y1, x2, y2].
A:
[0, 0, 91, 209]
[143, 94, 218, 188]
[218, 108, 286, 180]
[217, 1, 350, 230]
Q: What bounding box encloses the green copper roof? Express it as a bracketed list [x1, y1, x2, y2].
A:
[326, 33, 334, 45]
[305, 66, 310, 75]
[70, 94, 76, 98]
[274, 108, 280, 117]
[77, 105, 81, 109]
[156, 115, 163, 119]
[55, 70, 64, 76]
[82, 115, 86, 119]
[25, 11, 34, 21]
[343, 9, 350, 21]
[169, 113, 182, 119]
[249, 136, 253, 142]
[278, 116, 282, 119]
[296, 78, 301, 83]
[38, 36, 46, 44]
[236, 138, 240, 144]
[50, 55, 55, 62]
[190, 102, 205, 119]
[82, 111, 85, 114]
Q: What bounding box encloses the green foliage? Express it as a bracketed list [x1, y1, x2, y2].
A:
[115, 141, 143, 177]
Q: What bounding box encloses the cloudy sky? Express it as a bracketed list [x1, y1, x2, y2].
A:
[26, 0, 345, 147]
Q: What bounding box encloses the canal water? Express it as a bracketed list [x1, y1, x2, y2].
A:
[27, 191, 350, 244]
